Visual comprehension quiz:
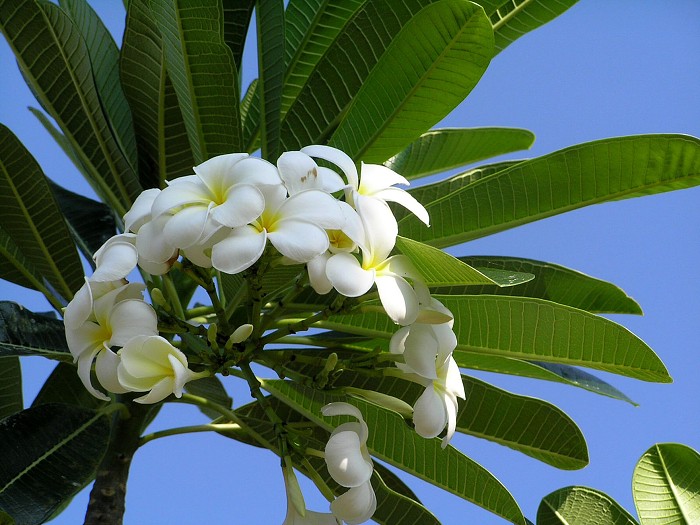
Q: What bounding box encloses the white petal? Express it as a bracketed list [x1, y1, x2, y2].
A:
[330, 482, 377, 525]
[358, 163, 408, 194]
[91, 236, 139, 282]
[402, 324, 439, 379]
[269, 220, 329, 263]
[300, 145, 358, 189]
[337, 201, 365, 248]
[374, 186, 430, 226]
[307, 252, 333, 295]
[193, 152, 248, 194]
[95, 347, 129, 393]
[324, 430, 373, 487]
[76, 345, 110, 401]
[151, 179, 211, 219]
[434, 324, 458, 367]
[136, 218, 178, 263]
[375, 273, 418, 325]
[317, 167, 345, 193]
[66, 321, 106, 361]
[124, 188, 160, 233]
[321, 402, 365, 423]
[277, 151, 324, 194]
[221, 156, 281, 188]
[379, 254, 420, 280]
[443, 356, 466, 400]
[63, 279, 93, 330]
[354, 196, 397, 264]
[132, 377, 176, 404]
[162, 205, 210, 249]
[325, 253, 374, 297]
[277, 190, 344, 230]
[412, 384, 447, 439]
[211, 183, 265, 227]
[108, 300, 158, 347]
[211, 226, 267, 274]
[441, 392, 459, 449]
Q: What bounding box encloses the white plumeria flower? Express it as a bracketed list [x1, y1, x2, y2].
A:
[64, 283, 158, 400]
[282, 465, 340, 525]
[124, 187, 160, 234]
[147, 154, 281, 252]
[325, 197, 422, 325]
[210, 184, 345, 274]
[299, 144, 429, 226]
[322, 402, 377, 525]
[117, 335, 207, 404]
[93, 233, 174, 279]
[64, 278, 144, 331]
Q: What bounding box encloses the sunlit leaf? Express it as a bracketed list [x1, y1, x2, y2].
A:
[537, 486, 638, 525]
[399, 135, 700, 247]
[633, 443, 700, 525]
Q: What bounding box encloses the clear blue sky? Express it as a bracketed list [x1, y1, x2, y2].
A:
[1, 1, 699, 524]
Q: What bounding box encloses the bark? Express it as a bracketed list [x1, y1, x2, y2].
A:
[83, 400, 153, 525]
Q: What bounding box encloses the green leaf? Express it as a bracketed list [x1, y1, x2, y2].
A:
[31, 362, 106, 411]
[385, 127, 535, 180]
[256, 0, 285, 161]
[0, 224, 45, 294]
[0, 125, 83, 301]
[120, 0, 195, 188]
[222, 0, 255, 78]
[475, 0, 578, 55]
[0, 510, 14, 525]
[281, 0, 463, 151]
[0, 0, 141, 213]
[399, 135, 700, 247]
[633, 443, 700, 525]
[261, 379, 527, 525]
[0, 302, 70, 360]
[441, 256, 643, 315]
[329, 0, 494, 162]
[48, 181, 116, 261]
[0, 358, 22, 420]
[537, 486, 638, 525]
[150, 0, 242, 163]
[395, 235, 515, 287]
[0, 403, 110, 525]
[184, 376, 232, 419]
[59, 0, 138, 173]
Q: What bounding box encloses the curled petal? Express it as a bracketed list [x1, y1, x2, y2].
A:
[301, 145, 358, 189]
[92, 234, 139, 282]
[358, 163, 408, 194]
[277, 190, 345, 230]
[330, 482, 377, 525]
[277, 151, 324, 194]
[151, 179, 211, 219]
[307, 252, 333, 295]
[317, 167, 345, 193]
[324, 430, 373, 488]
[124, 188, 160, 233]
[374, 186, 430, 226]
[95, 347, 128, 394]
[402, 325, 439, 379]
[325, 253, 374, 297]
[76, 344, 110, 401]
[108, 299, 158, 347]
[193, 152, 248, 194]
[443, 356, 466, 400]
[441, 391, 459, 449]
[218, 156, 281, 188]
[136, 218, 178, 264]
[375, 273, 419, 326]
[63, 279, 94, 330]
[268, 220, 329, 263]
[337, 201, 365, 249]
[210, 183, 265, 228]
[211, 226, 267, 274]
[412, 384, 447, 439]
[162, 206, 210, 249]
[354, 196, 397, 264]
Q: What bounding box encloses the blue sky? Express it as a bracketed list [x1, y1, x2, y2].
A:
[1, 1, 699, 524]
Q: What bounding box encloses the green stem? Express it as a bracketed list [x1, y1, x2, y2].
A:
[162, 273, 185, 320]
[139, 423, 242, 446]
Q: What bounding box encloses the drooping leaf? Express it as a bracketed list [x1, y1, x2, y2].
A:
[0, 125, 83, 301]
[537, 486, 638, 525]
[633, 443, 700, 525]
[329, 0, 494, 162]
[0, 0, 142, 213]
[440, 256, 643, 315]
[261, 379, 527, 525]
[0, 358, 22, 420]
[48, 181, 116, 261]
[399, 135, 700, 247]
[120, 0, 195, 188]
[395, 235, 524, 287]
[0, 302, 70, 360]
[184, 376, 232, 419]
[256, 0, 285, 161]
[384, 127, 535, 180]
[59, 0, 138, 173]
[0, 403, 110, 525]
[31, 362, 106, 411]
[474, 0, 578, 54]
[150, 0, 242, 163]
[321, 295, 671, 382]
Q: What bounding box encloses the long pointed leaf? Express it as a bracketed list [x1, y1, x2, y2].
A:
[0, 358, 22, 420]
[261, 379, 527, 525]
[222, 0, 255, 77]
[0, 302, 70, 360]
[32, 362, 105, 410]
[150, 0, 242, 163]
[0, 0, 142, 214]
[399, 135, 700, 247]
[256, 0, 285, 161]
[59, 0, 138, 173]
[633, 443, 700, 525]
[120, 0, 195, 188]
[0, 404, 110, 525]
[438, 256, 643, 315]
[537, 486, 638, 525]
[384, 127, 535, 180]
[329, 0, 494, 162]
[0, 125, 83, 300]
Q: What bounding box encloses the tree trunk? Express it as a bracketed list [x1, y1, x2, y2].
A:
[83, 400, 152, 525]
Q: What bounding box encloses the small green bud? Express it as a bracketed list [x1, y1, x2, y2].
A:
[151, 288, 169, 311]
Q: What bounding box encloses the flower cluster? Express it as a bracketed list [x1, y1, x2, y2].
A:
[63, 144, 467, 524]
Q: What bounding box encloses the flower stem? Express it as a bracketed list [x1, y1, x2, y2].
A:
[139, 423, 242, 446]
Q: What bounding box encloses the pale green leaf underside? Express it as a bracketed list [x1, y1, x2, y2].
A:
[537, 486, 638, 525]
[330, 0, 494, 163]
[385, 127, 535, 180]
[633, 443, 700, 525]
[399, 135, 700, 248]
[261, 379, 527, 525]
